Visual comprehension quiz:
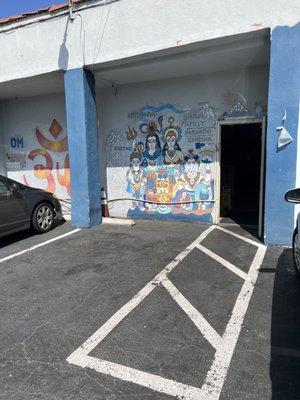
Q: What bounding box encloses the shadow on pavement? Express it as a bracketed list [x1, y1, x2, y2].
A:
[0, 230, 37, 249]
[0, 219, 66, 250]
[270, 248, 300, 399]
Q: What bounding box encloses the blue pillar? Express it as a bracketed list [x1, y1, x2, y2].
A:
[264, 23, 300, 245]
[64, 68, 102, 227]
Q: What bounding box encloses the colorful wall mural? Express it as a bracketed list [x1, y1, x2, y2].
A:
[5, 118, 70, 202]
[22, 118, 70, 198]
[104, 69, 268, 222]
[107, 103, 218, 222]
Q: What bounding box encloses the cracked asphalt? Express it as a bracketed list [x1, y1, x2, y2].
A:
[0, 220, 300, 399]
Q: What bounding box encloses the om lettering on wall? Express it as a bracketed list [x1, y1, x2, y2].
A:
[123, 103, 216, 222]
[23, 119, 70, 198]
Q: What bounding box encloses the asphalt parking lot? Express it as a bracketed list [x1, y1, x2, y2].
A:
[0, 220, 300, 400]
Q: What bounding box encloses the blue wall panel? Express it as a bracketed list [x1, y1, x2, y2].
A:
[265, 23, 300, 245]
[64, 68, 101, 227]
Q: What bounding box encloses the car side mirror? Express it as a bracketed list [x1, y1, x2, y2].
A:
[9, 182, 19, 193]
[285, 188, 300, 203]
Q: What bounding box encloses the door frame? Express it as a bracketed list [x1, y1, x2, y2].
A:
[215, 117, 266, 238]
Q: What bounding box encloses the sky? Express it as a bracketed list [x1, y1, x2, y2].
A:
[0, 0, 60, 19]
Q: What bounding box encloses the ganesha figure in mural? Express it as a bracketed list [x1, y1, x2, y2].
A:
[126, 143, 146, 211]
[174, 149, 212, 212]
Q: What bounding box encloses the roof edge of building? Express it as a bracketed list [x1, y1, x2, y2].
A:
[0, 0, 85, 27]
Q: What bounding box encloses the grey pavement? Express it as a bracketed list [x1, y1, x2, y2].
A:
[0, 220, 299, 400]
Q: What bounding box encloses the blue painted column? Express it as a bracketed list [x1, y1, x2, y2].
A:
[64, 68, 102, 227]
[264, 23, 300, 245]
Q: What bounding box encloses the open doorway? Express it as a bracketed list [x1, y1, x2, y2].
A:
[219, 122, 263, 230]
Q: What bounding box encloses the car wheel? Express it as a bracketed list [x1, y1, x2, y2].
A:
[32, 203, 54, 233]
[293, 228, 300, 275]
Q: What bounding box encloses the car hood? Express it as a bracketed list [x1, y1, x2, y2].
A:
[25, 186, 56, 197]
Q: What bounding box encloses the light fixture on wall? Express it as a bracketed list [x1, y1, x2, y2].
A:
[277, 110, 293, 150]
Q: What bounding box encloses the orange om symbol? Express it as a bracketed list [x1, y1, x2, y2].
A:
[24, 148, 55, 193]
[57, 154, 71, 196]
[24, 119, 71, 195]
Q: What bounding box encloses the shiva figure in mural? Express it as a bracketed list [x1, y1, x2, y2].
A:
[126, 142, 146, 212]
[140, 121, 163, 212]
[174, 149, 212, 212]
[141, 121, 163, 168]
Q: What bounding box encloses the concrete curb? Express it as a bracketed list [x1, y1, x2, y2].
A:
[102, 217, 136, 226]
[62, 215, 135, 226]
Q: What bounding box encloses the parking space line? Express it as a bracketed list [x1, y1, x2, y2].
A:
[196, 243, 249, 281]
[67, 225, 216, 362]
[200, 245, 267, 400]
[76, 355, 204, 400]
[162, 277, 222, 350]
[215, 226, 264, 248]
[67, 225, 266, 400]
[0, 229, 81, 264]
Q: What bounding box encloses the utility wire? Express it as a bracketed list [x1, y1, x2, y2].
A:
[91, 0, 112, 70]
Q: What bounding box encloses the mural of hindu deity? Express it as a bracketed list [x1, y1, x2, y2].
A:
[126, 142, 146, 212]
[123, 103, 216, 222]
[141, 121, 163, 168]
[162, 117, 184, 166]
[174, 150, 213, 213]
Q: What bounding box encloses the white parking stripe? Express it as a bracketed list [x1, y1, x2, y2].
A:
[0, 229, 81, 264]
[75, 355, 204, 400]
[67, 225, 216, 361]
[162, 277, 222, 350]
[196, 243, 249, 281]
[67, 225, 266, 400]
[215, 226, 264, 248]
[200, 245, 267, 400]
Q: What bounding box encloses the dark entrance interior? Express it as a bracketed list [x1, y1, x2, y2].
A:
[220, 123, 262, 227]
